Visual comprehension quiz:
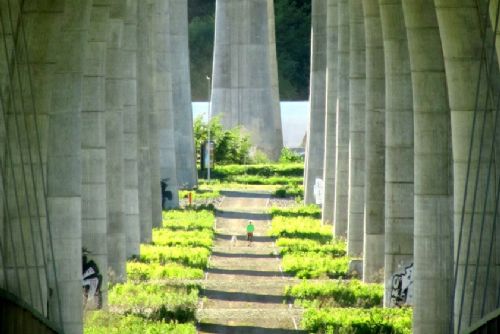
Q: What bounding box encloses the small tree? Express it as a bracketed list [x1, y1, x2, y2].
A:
[193, 115, 251, 165]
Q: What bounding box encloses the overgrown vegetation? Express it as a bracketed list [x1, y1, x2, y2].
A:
[302, 307, 412, 334]
[285, 280, 383, 308]
[209, 162, 304, 179]
[84, 209, 215, 333]
[84, 311, 196, 334]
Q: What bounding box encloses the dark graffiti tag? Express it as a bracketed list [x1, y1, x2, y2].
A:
[390, 263, 413, 307]
[82, 249, 102, 309]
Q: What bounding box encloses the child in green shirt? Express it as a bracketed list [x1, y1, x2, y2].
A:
[246, 220, 255, 243]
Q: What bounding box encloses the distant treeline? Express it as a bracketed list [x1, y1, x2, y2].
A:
[188, 0, 311, 101]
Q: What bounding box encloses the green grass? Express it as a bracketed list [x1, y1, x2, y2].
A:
[84, 311, 196, 334]
[276, 238, 346, 256]
[162, 209, 215, 231]
[179, 188, 221, 201]
[210, 163, 304, 179]
[282, 253, 349, 279]
[153, 229, 214, 249]
[269, 216, 332, 242]
[127, 261, 205, 280]
[109, 282, 199, 322]
[140, 245, 210, 268]
[230, 175, 303, 185]
[285, 280, 383, 308]
[302, 307, 412, 334]
[273, 184, 304, 198]
[270, 204, 321, 219]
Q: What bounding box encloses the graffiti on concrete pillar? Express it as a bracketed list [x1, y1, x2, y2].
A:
[161, 178, 173, 209]
[390, 263, 413, 307]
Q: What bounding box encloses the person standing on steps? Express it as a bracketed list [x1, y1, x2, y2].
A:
[246, 220, 255, 245]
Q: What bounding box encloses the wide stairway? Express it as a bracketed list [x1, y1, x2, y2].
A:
[197, 190, 305, 333]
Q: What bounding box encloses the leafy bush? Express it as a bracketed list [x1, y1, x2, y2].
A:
[127, 262, 204, 281]
[210, 163, 304, 179]
[282, 253, 349, 278]
[269, 216, 332, 242]
[285, 280, 383, 308]
[231, 175, 303, 185]
[194, 115, 251, 165]
[302, 307, 412, 334]
[84, 311, 196, 334]
[140, 245, 210, 268]
[108, 282, 198, 322]
[273, 184, 304, 198]
[279, 147, 304, 163]
[270, 204, 321, 218]
[276, 238, 346, 256]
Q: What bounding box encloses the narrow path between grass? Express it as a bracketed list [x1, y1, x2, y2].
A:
[197, 190, 305, 333]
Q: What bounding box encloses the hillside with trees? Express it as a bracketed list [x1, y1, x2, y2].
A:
[188, 0, 311, 101]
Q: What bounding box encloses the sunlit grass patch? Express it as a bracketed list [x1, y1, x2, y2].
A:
[140, 244, 210, 268]
[127, 261, 204, 281]
[282, 253, 349, 279]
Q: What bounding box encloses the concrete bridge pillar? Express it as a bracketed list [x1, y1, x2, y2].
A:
[304, 0, 327, 204]
[434, 0, 499, 330]
[322, 0, 339, 225]
[170, 0, 197, 189]
[155, 0, 180, 210]
[211, 0, 283, 160]
[333, 0, 350, 238]
[402, 0, 453, 331]
[362, 0, 385, 282]
[82, 1, 110, 307]
[347, 0, 366, 258]
[46, 1, 91, 332]
[123, 0, 140, 258]
[106, 2, 127, 282]
[137, 0, 154, 242]
[379, 0, 414, 287]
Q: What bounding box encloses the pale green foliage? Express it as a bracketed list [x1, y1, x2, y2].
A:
[127, 262, 204, 281]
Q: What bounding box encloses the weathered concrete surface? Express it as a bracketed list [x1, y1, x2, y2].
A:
[82, 2, 109, 307]
[379, 0, 414, 286]
[211, 0, 283, 160]
[304, 0, 327, 205]
[347, 0, 365, 258]
[362, 0, 385, 283]
[123, 0, 141, 258]
[155, 0, 180, 210]
[170, 0, 197, 189]
[333, 0, 350, 238]
[402, 1, 453, 331]
[434, 0, 499, 330]
[137, 0, 154, 243]
[46, 1, 91, 332]
[106, 4, 127, 282]
[322, 0, 339, 225]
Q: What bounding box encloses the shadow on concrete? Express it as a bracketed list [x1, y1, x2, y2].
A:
[216, 210, 270, 221]
[220, 190, 270, 199]
[207, 268, 287, 278]
[215, 233, 274, 243]
[202, 289, 286, 304]
[198, 323, 306, 334]
[211, 251, 276, 259]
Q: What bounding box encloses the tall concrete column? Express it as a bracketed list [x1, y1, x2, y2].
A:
[82, 2, 110, 307]
[123, 0, 140, 258]
[304, 0, 327, 204]
[362, 0, 385, 283]
[137, 0, 154, 242]
[106, 3, 127, 282]
[211, 0, 283, 160]
[46, 1, 91, 332]
[322, 0, 339, 225]
[347, 0, 366, 258]
[333, 0, 349, 237]
[379, 0, 414, 287]
[402, 0, 453, 331]
[267, 0, 284, 155]
[154, 0, 180, 210]
[169, 0, 197, 189]
[434, 1, 499, 330]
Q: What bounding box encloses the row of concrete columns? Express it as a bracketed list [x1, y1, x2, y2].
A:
[0, 0, 197, 333]
[305, 0, 500, 332]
